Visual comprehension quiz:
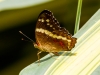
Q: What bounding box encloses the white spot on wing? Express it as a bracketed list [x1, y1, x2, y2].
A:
[36, 28, 68, 41]
[67, 40, 71, 49]
[47, 23, 50, 25]
[55, 22, 57, 24]
[38, 19, 41, 21]
[50, 25, 52, 27]
[46, 19, 50, 22]
[41, 18, 44, 22]
[38, 18, 44, 22]
[53, 28, 55, 30]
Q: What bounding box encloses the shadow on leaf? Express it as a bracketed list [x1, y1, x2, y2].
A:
[35, 51, 77, 63]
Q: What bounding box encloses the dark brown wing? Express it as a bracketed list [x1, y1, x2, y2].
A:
[35, 9, 60, 31]
[35, 9, 77, 52]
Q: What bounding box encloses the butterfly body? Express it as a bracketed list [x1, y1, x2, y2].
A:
[34, 9, 77, 60]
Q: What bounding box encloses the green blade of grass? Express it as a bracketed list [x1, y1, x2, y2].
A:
[74, 0, 83, 34]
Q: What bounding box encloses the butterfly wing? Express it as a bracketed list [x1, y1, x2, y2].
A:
[35, 9, 77, 52]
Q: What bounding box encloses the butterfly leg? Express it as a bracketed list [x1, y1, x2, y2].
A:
[49, 52, 59, 57]
[37, 50, 42, 64]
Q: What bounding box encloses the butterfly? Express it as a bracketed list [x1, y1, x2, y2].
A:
[19, 9, 77, 63]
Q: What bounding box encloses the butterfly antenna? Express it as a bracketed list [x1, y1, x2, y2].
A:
[19, 31, 35, 43]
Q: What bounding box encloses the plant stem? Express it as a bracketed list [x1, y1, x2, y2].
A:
[74, 0, 83, 34]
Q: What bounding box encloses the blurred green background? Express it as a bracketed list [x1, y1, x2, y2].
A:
[0, 0, 100, 75]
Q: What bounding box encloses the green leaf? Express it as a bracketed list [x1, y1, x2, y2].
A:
[19, 9, 100, 75]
